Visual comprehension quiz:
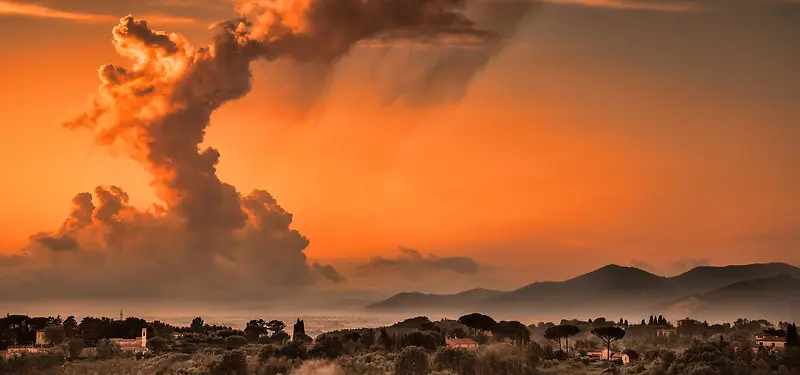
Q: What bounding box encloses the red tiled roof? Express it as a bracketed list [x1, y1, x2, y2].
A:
[446, 338, 478, 345]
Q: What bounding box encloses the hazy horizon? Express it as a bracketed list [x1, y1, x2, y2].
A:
[3, 261, 797, 329]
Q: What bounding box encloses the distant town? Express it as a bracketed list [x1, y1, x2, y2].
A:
[1, 310, 798, 375]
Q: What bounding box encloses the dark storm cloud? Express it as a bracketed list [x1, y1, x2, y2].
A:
[33, 234, 79, 252]
[360, 247, 482, 274]
[0, 0, 531, 302]
[373, 0, 539, 106]
[312, 263, 347, 284]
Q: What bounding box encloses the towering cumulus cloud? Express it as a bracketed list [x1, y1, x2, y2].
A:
[0, 0, 535, 302]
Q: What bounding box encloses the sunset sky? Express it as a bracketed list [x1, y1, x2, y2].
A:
[0, 0, 798, 299]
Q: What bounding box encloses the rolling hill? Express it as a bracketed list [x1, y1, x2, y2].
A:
[480, 264, 681, 317]
[670, 262, 800, 295]
[365, 262, 800, 321]
[365, 288, 504, 313]
[662, 274, 800, 321]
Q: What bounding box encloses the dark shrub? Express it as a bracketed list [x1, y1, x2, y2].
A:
[211, 350, 249, 375]
[395, 346, 429, 375]
[224, 335, 248, 350]
[147, 337, 169, 354]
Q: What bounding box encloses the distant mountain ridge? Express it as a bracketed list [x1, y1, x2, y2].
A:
[670, 262, 800, 295]
[368, 288, 504, 311]
[365, 262, 800, 321]
[660, 274, 800, 322]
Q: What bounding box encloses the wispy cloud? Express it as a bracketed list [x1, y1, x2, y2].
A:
[0, 0, 113, 22]
[0, 0, 196, 24]
[358, 247, 483, 275]
[158, 0, 232, 10]
[543, 0, 702, 12]
[138, 13, 197, 25]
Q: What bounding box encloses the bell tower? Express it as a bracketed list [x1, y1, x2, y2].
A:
[141, 327, 147, 348]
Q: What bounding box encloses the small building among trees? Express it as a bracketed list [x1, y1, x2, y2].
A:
[445, 338, 479, 348]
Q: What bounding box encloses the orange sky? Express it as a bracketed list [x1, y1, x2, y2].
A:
[0, 0, 799, 292]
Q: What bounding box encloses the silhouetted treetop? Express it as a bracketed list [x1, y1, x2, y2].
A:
[457, 313, 497, 332]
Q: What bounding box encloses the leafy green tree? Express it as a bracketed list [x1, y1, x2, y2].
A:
[149, 320, 175, 338]
[396, 346, 430, 375]
[763, 328, 786, 337]
[267, 340, 308, 360]
[147, 336, 169, 354]
[62, 316, 78, 339]
[44, 323, 65, 346]
[66, 338, 85, 358]
[787, 323, 799, 347]
[379, 328, 395, 351]
[433, 346, 477, 375]
[558, 325, 581, 354]
[96, 338, 121, 359]
[544, 326, 563, 350]
[78, 318, 99, 346]
[294, 332, 312, 344]
[211, 350, 248, 375]
[190, 317, 205, 333]
[494, 321, 530, 345]
[474, 343, 530, 375]
[449, 326, 469, 339]
[267, 320, 286, 334]
[244, 319, 268, 342]
[271, 330, 290, 344]
[398, 331, 442, 351]
[457, 313, 497, 333]
[668, 341, 750, 374]
[0, 330, 8, 349]
[524, 341, 544, 368]
[292, 319, 305, 336]
[359, 329, 376, 347]
[591, 326, 626, 360]
[310, 335, 346, 359]
[223, 335, 248, 350]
